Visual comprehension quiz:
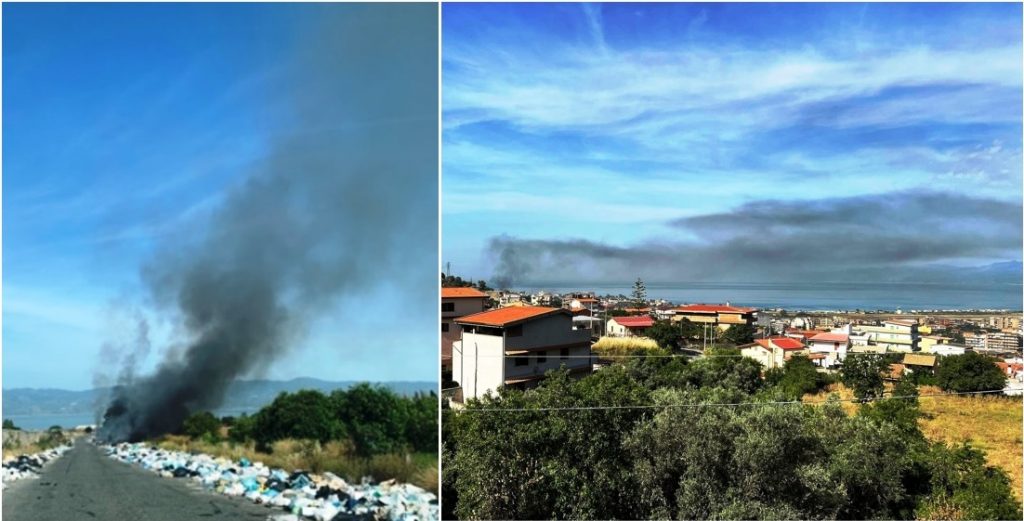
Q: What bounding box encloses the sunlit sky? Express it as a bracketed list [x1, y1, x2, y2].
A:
[4, 3, 439, 389]
[442, 3, 1022, 285]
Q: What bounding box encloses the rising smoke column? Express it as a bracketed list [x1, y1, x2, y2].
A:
[98, 4, 438, 442]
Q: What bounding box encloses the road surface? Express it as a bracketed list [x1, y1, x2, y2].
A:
[3, 438, 273, 521]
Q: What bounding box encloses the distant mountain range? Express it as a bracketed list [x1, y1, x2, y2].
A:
[2, 378, 436, 417]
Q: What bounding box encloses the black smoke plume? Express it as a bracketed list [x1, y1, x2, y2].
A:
[98, 4, 437, 442]
[487, 191, 1022, 287]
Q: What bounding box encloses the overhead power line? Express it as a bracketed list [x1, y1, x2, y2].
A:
[454, 389, 1010, 413]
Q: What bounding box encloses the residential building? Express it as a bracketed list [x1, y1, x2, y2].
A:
[986, 332, 1022, 351]
[931, 344, 967, 356]
[963, 332, 987, 350]
[671, 304, 756, 330]
[851, 319, 919, 352]
[452, 306, 591, 402]
[919, 335, 952, 353]
[741, 337, 807, 369]
[607, 316, 655, 338]
[442, 287, 489, 372]
[568, 297, 599, 311]
[785, 329, 825, 343]
[903, 353, 937, 374]
[807, 332, 849, 368]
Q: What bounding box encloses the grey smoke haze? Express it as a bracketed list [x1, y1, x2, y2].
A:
[99, 5, 437, 442]
[488, 191, 1022, 287]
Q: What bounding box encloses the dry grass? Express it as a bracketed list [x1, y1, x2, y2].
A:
[152, 435, 438, 493]
[2, 430, 79, 458]
[801, 383, 860, 415]
[592, 336, 660, 358]
[805, 384, 1023, 499]
[916, 385, 1022, 500]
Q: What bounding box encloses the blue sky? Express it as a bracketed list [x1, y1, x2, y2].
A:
[4, 3, 439, 390]
[442, 3, 1023, 286]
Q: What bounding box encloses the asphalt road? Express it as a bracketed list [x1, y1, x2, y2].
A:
[2, 438, 273, 521]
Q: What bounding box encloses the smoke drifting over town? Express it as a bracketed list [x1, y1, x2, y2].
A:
[98, 6, 437, 442]
[489, 191, 1022, 288]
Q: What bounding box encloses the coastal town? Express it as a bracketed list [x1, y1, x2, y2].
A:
[441, 278, 1024, 403]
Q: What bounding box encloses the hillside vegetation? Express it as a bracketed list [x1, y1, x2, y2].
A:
[807, 383, 1022, 499]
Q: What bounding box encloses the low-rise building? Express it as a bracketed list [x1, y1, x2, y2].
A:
[671, 304, 756, 330]
[807, 332, 849, 368]
[741, 337, 807, 369]
[442, 287, 489, 372]
[931, 344, 967, 356]
[607, 315, 655, 338]
[919, 335, 952, 353]
[852, 319, 919, 352]
[452, 306, 592, 402]
[903, 353, 937, 374]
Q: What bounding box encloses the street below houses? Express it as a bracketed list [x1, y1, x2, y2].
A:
[2, 438, 269, 521]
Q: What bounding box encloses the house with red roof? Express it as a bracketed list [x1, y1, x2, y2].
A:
[607, 315, 656, 338]
[442, 287, 490, 373]
[671, 303, 756, 331]
[451, 306, 592, 402]
[741, 336, 808, 369]
[807, 332, 850, 368]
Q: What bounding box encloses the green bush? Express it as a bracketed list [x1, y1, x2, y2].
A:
[213, 385, 437, 457]
[841, 354, 889, 400]
[253, 390, 343, 450]
[445, 354, 1022, 519]
[766, 355, 831, 399]
[935, 351, 1006, 393]
[182, 411, 221, 440]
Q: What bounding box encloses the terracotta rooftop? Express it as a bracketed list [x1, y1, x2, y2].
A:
[677, 304, 756, 314]
[809, 333, 849, 343]
[456, 306, 563, 327]
[612, 316, 655, 328]
[755, 337, 806, 350]
[442, 287, 489, 298]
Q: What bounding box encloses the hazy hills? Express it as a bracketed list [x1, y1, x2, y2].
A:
[2, 378, 436, 417]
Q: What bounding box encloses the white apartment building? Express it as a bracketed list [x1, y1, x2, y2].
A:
[452, 306, 592, 402]
[852, 319, 919, 352]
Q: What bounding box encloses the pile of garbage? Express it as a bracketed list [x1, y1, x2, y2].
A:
[105, 443, 437, 521]
[2, 445, 72, 489]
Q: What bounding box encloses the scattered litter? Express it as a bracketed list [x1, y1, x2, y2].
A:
[1, 445, 72, 489]
[104, 442, 438, 521]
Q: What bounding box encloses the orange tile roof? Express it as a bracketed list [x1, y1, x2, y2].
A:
[456, 306, 563, 327]
[787, 330, 825, 339]
[612, 316, 655, 328]
[755, 337, 806, 350]
[809, 333, 849, 343]
[442, 287, 489, 298]
[677, 304, 756, 313]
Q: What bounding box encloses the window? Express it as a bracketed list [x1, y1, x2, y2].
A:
[507, 325, 523, 337]
[514, 355, 528, 367]
[441, 323, 449, 333]
[537, 351, 547, 364]
[442, 302, 455, 312]
[560, 348, 569, 359]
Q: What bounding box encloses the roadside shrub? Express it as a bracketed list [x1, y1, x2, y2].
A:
[253, 390, 343, 450]
[182, 411, 221, 440]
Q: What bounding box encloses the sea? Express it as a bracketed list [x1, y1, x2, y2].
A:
[518, 281, 1023, 312]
